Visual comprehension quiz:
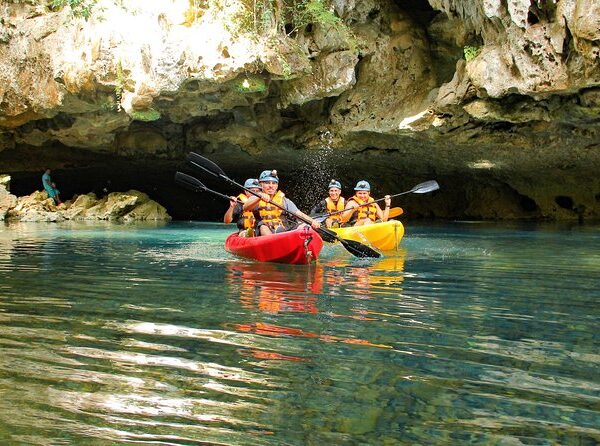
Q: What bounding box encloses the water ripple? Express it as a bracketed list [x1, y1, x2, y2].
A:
[0, 221, 598, 444]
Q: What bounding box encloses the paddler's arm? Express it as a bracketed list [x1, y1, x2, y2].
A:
[340, 201, 356, 224]
[223, 197, 237, 223]
[285, 199, 320, 229]
[377, 195, 392, 222]
[295, 210, 320, 229]
[243, 192, 268, 211]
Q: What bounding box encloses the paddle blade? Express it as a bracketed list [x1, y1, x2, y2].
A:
[388, 207, 404, 218]
[316, 227, 338, 243]
[317, 227, 381, 258]
[339, 238, 381, 258]
[411, 180, 439, 194]
[187, 152, 227, 177]
[175, 171, 207, 192]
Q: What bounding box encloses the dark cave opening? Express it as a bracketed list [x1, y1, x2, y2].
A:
[391, 0, 437, 27]
[555, 195, 574, 210]
[519, 195, 539, 213]
[2, 142, 595, 222]
[3, 145, 440, 222]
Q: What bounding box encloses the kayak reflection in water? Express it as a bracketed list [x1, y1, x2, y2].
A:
[243, 169, 320, 236]
[227, 261, 322, 315]
[224, 261, 397, 358]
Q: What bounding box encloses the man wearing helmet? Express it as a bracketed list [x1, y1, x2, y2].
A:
[224, 178, 261, 236]
[243, 169, 320, 236]
[341, 180, 391, 226]
[310, 179, 345, 228]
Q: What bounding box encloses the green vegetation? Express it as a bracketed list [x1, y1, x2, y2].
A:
[235, 0, 356, 51]
[114, 59, 124, 112]
[464, 45, 481, 61]
[280, 57, 292, 79]
[51, 0, 97, 19]
[235, 76, 267, 93]
[129, 108, 161, 122]
[100, 97, 117, 112]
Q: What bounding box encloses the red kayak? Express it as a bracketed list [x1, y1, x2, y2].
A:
[225, 227, 323, 264]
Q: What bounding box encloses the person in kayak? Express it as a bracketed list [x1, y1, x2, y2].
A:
[243, 169, 320, 236]
[310, 179, 346, 228]
[341, 180, 391, 226]
[224, 178, 261, 236]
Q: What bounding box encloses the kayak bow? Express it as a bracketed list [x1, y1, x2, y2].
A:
[225, 226, 324, 264]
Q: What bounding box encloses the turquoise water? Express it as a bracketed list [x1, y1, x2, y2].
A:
[0, 221, 599, 445]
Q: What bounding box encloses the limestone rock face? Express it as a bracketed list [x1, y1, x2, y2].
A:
[0, 175, 10, 190]
[0, 184, 17, 221]
[1, 0, 599, 220]
[62, 193, 98, 220]
[428, 0, 599, 98]
[122, 200, 171, 222]
[0, 0, 265, 151]
[280, 51, 358, 108]
[3, 189, 170, 222]
[330, 3, 439, 135]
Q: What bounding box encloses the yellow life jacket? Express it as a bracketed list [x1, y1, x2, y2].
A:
[325, 197, 345, 223]
[237, 193, 256, 229]
[257, 190, 285, 228]
[350, 195, 377, 222]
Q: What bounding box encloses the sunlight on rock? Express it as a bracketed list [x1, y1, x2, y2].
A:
[469, 160, 496, 169]
[398, 110, 434, 131]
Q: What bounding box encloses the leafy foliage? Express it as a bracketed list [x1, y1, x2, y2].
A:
[51, 0, 97, 19]
[234, 76, 267, 93]
[114, 59, 124, 111]
[463, 45, 481, 61]
[129, 109, 161, 122]
[236, 0, 356, 50]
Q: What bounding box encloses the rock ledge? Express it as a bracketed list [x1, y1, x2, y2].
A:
[1, 178, 170, 223]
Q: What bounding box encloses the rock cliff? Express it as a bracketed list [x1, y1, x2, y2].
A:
[0, 0, 599, 220]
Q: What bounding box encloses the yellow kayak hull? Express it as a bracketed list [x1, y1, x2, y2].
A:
[331, 220, 405, 251]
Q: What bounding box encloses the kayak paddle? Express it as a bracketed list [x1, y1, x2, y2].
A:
[314, 206, 403, 223]
[388, 207, 404, 218]
[175, 171, 244, 204]
[317, 181, 439, 221]
[185, 152, 381, 259]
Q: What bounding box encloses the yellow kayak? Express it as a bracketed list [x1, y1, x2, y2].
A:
[331, 220, 405, 251]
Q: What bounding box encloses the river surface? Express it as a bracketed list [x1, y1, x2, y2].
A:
[0, 221, 598, 445]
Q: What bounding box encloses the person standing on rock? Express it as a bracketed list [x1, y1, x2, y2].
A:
[42, 168, 62, 205]
[310, 179, 346, 228]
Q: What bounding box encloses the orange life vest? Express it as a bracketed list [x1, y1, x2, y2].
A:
[349, 195, 377, 222]
[237, 193, 256, 229]
[325, 197, 345, 223]
[257, 190, 285, 228]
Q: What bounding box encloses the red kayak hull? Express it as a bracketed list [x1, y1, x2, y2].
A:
[225, 227, 324, 264]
